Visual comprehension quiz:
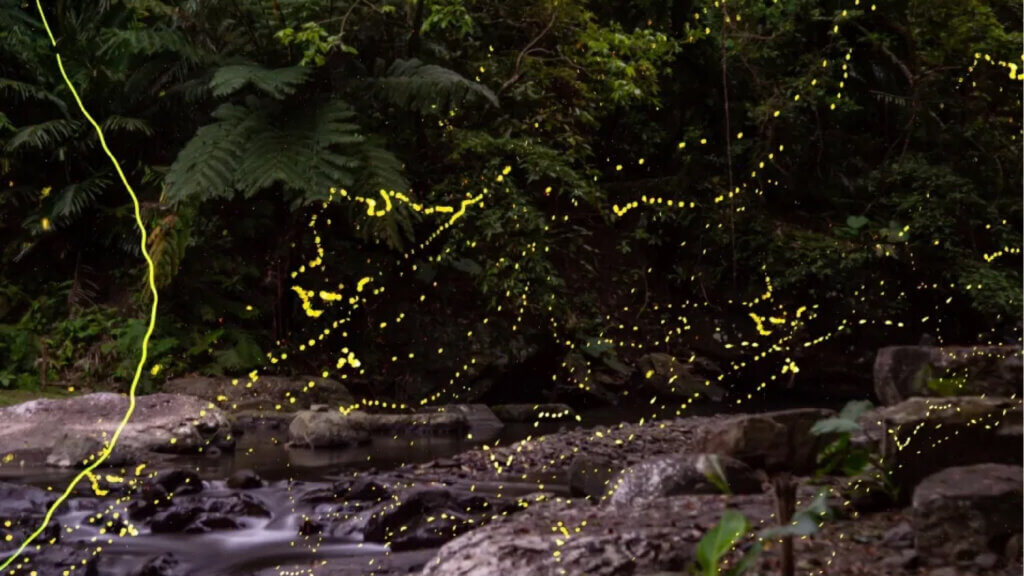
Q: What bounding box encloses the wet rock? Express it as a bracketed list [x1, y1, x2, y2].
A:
[608, 453, 761, 506]
[697, 408, 834, 473]
[636, 353, 725, 401]
[566, 455, 618, 501]
[14, 543, 98, 576]
[154, 469, 204, 496]
[873, 396, 1022, 496]
[0, 482, 61, 550]
[134, 553, 186, 576]
[363, 487, 495, 550]
[288, 410, 371, 448]
[491, 403, 576, 423]
[0, 393, 230, 464]
[227, 469, 264, 490]
[874, 345, 1022, 405]
[148, 493, 270, 534]
[299, 518, 324, 535]
[912, 464, 1023, 566]
[164, 375, 355, 412]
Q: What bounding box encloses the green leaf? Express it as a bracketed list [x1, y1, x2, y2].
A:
[210, 64, 311, 100]
[846, 215, 869, 229]
[697, 509, 748, 576]
[377, 59, 499, 113]
[809, 417, 861, 436]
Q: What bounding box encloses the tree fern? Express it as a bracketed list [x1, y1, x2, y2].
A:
[165, 99, 363, 205]
[51, 174, 112, 223]
[4, 119, 81, 151]
[98, 28, 205, 64]
[0, 78, 68, 114]
[209, 64, 310, 100]
[376, 58, 499, 113]
[101, 115, 153, 136]
[350, 139, 416, 250]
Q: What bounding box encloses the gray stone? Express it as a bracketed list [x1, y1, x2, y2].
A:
[912, 464, 1023, 565]
[288, 410, 371, 448]
[426, 404, 503, 436]
[491, 403, 577, 423]
[608, 453, 761, 506]
[420, 491, 780, 576]
[0, 393, 230, 465]
[696, 408, 834, 473]
[164, 375, 356, 412]
[566, 455, 618, 501]
[46, 433, 138, 468]
[360, 412, 468, 436]
[636, 353, 725, 400]
[872, 396, 1022, 496]
[874, 345, 1022, 405]
[226, 469, 263, 490]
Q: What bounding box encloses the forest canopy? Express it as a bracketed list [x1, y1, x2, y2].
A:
[0, 0, 1020, 403]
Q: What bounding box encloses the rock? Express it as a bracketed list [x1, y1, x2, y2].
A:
[566, 456, 618, 501]
[360, 412, 468, 436]
[0, 393, 230, 464]
[491, 404, 576, 423]
[912, 464, 1023, 565]
[873, 396, 1022, 495]
[45, 433, 140, 468]
[363, 487, 496, 550]
[636, 353, 725, 401]
[0, 482, 61, 551]
[149, 493, 271, 534]
[420, 492, 778, 576]
[608, 453, 761, 506]
[696, 408, 834, 473]
[227, 469, 263, 490]
[154, 469, 204, 496]
[427, 404, 503, 436]
[164, 375, 356, 412]
[134, 553, 186, 576]
[973, 552, 1000, 569]
[288, 410, 371, 448]
[874, 345, 1022, 405]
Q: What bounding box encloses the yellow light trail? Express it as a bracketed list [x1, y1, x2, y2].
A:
[0, 1, 162, 570]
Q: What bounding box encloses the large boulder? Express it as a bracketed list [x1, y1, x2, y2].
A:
[363, 487, 501, 550]
[912, 464, 1023, 566]
[566, 455, 618, 501]
[288, 410, 371, 448]
[360, 412, 468, 436]
[164, 375, 355, 411]
[871, 396, 1022, 497]
[636, 353, 725, 401]
[874, 346, 1022, 405]
[696, 408, 834, 473]
[607, 453, 761, 507]
[0, 393, 231, 466]
[491, 404, 576, 423]
[425, 404, 503, 436]
[420, 492, 779, 576]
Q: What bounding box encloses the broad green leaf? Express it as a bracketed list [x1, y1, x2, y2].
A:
[697, 509, 748, 576]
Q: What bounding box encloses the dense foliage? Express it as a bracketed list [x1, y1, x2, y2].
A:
[1, 0, 1020, 402]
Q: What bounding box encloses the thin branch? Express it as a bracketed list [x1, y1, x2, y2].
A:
[498, 12, 559, 95]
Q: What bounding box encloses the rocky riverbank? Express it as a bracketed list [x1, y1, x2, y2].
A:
[0, 345, 1020, 575]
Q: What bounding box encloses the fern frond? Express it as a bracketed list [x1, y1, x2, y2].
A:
[5, 119, 81, 151]
[51, 174, 112, 222]
[0, 78, 69, 114]
[164, 103, 259, 204]
[101, 115, 154, 136]
[377, 59, 499, 113]
[209, 64, 310, 100]
[98, 28, 205, 64]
